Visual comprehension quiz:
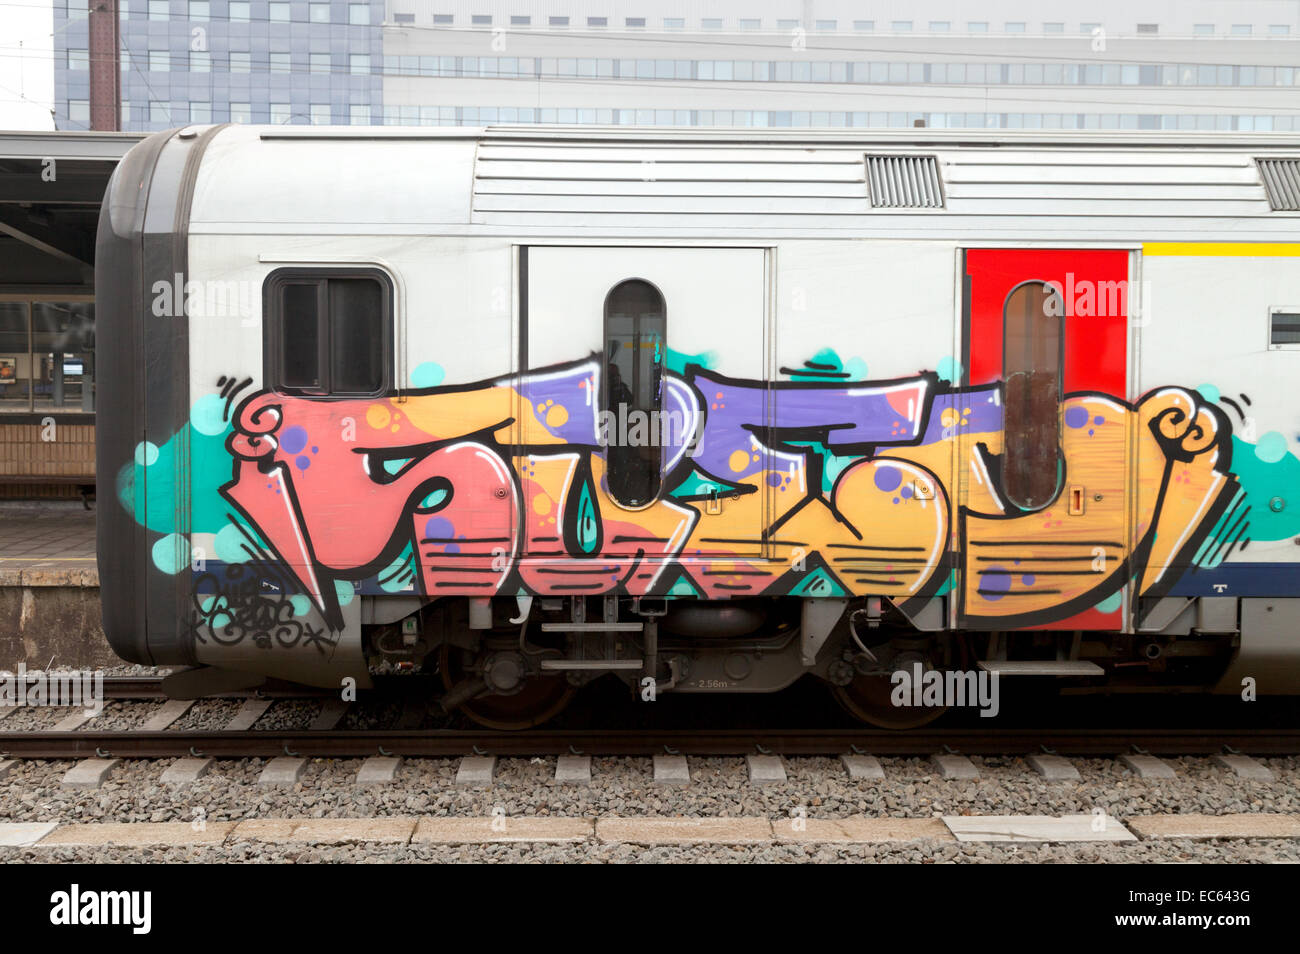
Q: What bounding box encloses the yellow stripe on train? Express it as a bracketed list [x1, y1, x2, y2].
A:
[1143, 242, 1300, 257]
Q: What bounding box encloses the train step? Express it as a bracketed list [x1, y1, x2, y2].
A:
[539, 622, 644, 632]
[976, 660, 1105, 676]
[538, 659, 644, 671]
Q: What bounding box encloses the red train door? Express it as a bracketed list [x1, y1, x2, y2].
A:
[959, 249, 1130, 632]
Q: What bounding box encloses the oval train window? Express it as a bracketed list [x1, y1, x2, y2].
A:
[1002, 280, 1064, 510]
[603, 279, 666, 508]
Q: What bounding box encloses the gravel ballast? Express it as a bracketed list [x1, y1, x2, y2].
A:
[0, 754, 1296, 861]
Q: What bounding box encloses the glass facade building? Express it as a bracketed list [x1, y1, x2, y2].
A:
[54, 0, 384, 130]
[52, 1, 1300, 131]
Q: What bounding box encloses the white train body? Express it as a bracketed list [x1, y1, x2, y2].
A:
[96, 126, 1300, 719]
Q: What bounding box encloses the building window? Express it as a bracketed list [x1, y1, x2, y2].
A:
[739, 18, 759, 30]
[702, 18, 722, 29]
[815, 19, 836, 31]
[229, 102, 251, 122]
[968, 22, 988, 32]
[1044, 22, 1064, 33]
[626, 17, 645, 29]
[0, 301, 97, 412]
[1006, 22, 1026, 33]
[228, 0, 249, 22]
[310, 104, 331, 124]
[229, 51, 251, 72]
[471, 14, 491, 26]
[1081, 23, 1100, 33]
[603, 279, 666, 508]
[309, 3, 329, 23]
[1270, 25, 1290, 35]
[349, 53, 369, 73]
[265, 270, 392, 397]
[393, 12, 413, 24]
[148, 50, 169, 71]
[929, 21, 950, 32]
[190, 50, 210, 71]
[853, 20, 873, 31]
[189, 0, 207, 18]
[511, 15, 529, 26]
[148, 0, 167, 20]
[67, 49, 88, 69]
[269, 1, 289, 20]
[891, 21, 913, 32]
[149, 102, 169, 123]
[269, 52, 289, 72]
[1137, 23, 1158, 34]
[549, 16, 568, 27]
[349, 104, 370, 123]
[309, 53, 330, 73]
[1002, 281, 1064, 510]
[348, 3, 367, 24]
[588, 16, 606, 27]
[663, 18, 683, 30]
[1194, 24, 1214, 35]
[68, 100, 90, 124]
[269, 102, 291, 123]
[433, 14, 452, 25]
[1231, 24, 1252, 36]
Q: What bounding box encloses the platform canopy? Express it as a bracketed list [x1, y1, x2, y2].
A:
[0, 131, 141, 295]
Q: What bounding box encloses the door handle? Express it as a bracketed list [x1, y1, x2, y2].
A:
[705, 488, 723, 515]
[1069, 485, 1085, 516]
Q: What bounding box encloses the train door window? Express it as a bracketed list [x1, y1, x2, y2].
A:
[1002, 280, 1063, 510]
[265, 269, 391, 396]
[603, 279, 665, 508]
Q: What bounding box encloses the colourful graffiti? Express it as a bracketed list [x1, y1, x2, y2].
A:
[113, 352, 1247, 645]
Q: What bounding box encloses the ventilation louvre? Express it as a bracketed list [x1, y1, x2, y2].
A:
[1258, 158, 1300, 211]
[866, 154, 945, 209]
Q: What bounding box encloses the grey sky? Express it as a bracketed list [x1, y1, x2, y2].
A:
[0, 0, 56, 130]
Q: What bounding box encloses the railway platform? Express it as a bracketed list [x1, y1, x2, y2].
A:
[0, 502, 111, 670]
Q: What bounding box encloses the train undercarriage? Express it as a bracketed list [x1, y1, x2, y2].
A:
[359, 595, 1245, 729]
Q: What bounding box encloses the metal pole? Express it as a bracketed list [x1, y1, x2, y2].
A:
[88, 0, 121, 132]
[25, 301, 33, 412]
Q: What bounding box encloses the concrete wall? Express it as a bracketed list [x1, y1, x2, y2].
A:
[0, 584, 117, 671]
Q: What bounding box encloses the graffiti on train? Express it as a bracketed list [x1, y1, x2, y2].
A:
[118, 353, 1298, 648]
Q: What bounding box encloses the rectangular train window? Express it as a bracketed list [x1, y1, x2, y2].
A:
[265, 269, 391, 396]
[1271, 308, 1300, 349]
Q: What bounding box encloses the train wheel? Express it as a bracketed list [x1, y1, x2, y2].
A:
[831, 675, 949, 729]
[438, 643, 575, 731]
[831, 635, 972, 729]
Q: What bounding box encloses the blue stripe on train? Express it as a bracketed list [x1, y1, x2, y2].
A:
[1164, 563, 1300, 598]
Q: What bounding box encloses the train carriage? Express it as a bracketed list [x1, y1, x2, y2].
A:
[96, 125, 1300, 727]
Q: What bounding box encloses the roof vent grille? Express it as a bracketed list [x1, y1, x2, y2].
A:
[866, 154, 944, 209]
[1258, 158, 1300, 211]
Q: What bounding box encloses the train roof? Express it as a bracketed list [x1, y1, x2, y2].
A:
[173, 124, 1300, 243]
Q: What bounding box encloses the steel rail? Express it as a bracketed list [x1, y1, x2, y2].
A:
[2, 727, 1299, 759]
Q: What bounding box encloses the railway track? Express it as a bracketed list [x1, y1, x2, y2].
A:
[1, 677, 1297, 760]
[2, 726, 1298, 759]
